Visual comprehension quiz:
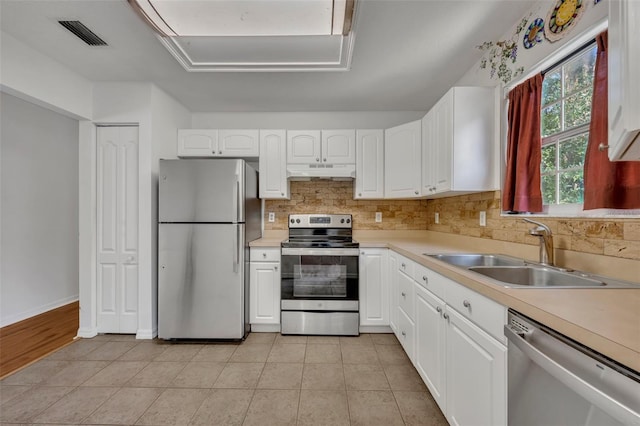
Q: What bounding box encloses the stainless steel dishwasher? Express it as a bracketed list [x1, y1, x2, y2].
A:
[505, 310, 640, 426]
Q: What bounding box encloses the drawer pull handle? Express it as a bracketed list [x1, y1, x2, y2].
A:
[436, 306, 442, 313]
[401, 292, 406, 297]
[443, 313, 449, 321]
[463, 300, 471, 308]
[422, 275, 428, 282]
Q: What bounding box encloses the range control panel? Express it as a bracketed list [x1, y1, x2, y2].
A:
[288, 214, 352, 228]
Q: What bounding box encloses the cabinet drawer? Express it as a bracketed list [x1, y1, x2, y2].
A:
[397, 255, 414, 277]
[413, 263, 446, 300]
[250, 248, 281, 262]
[445, 281, 506, 343]
[398, 270, 415, 320]
[397, 307, 416, 361]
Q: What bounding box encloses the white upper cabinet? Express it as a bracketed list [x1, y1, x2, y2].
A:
[178, 129, 218, 157]
[355, 129, 384, 199]
[178, 129, 258, 157]
[259, 130, 289, 199]
[422, 87, 497, 197]
[286, 130, 322, 164]
[218, 130, 259, 157]
[321, 130, 356, 164]
[384, 120, 422, 198]
[608, 0, 640, 160]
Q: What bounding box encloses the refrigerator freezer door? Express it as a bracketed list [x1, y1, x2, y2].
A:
[159, 159, 245, 223]
[158, 223, 245, 339]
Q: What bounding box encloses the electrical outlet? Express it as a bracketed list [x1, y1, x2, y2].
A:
[375, 212, 382, 223]
[479, 211, 487, 227]
[268, 212, 275, 222]
[435, 212, 440, 224]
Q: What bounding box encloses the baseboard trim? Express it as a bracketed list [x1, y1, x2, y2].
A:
[77, 327, 98, 338]
[359, 325, 393, 333]
[0, 301, 79, 377]
[250, 324, 281, 333]
[136, 328, 156, 340]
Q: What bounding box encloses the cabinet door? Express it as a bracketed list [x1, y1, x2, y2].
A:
[608, 0, 640, 160]
[359, 249, 389, 327]
[446, 308, 507, 426]
[259, 130, 289, 199]
[388, 251, 399, 333]
[384, 120, 422, 198]
[355, 129, 384, 199]
[321, 130, 356, 164]
[218, 130, 259, 157]
[397, 306, 416, 362]
[415, 285, 447, 413]
[177, 129, 219, 157]
[249, 262, 281, 325]
[421, 111, 436, 195]
[287, 130, 321, 164]
[433, 92, 452, 193]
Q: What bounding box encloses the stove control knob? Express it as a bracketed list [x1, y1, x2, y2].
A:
[290, 219, 295, 224]
[296, 219, 301, 223]
[340, 219, 345, 223]
[346, 219, 351, 223]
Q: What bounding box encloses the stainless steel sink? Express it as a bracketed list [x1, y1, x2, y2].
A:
[425, 253, 525, 268]
[468, 266, 606, 288]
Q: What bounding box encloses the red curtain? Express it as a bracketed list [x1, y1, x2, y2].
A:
[583, 31, 640, 209]
[502, 74, 543, 212]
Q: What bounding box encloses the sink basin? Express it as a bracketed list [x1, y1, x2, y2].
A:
[426, 253, 525, 268]
[468, 266, 606, 288]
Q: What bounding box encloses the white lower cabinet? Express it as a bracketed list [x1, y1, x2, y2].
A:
[388, 251, 399, 333]
[249, 248, 281, 329]
[445, 307, 507, 426]
[359, 249, 389, 328]
[390, 251, 507, 426]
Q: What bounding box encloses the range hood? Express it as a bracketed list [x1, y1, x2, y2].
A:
[287, 164, 355, 180]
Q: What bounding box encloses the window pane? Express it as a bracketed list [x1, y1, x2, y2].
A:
[559, 170, 584, 204]
[564, 46, 596, 95]
[541, 144, 556, 173]
[559, 133, 588, 169]
[542, 174, 557, 205]
[541, 104, 561, 137]
[542, 70, 561, 107]
[564, 89, 592, 129]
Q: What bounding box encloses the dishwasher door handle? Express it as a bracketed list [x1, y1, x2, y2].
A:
[505, 325, 640, 425]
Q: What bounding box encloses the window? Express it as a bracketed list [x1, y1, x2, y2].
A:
[540, 43, 597, 206]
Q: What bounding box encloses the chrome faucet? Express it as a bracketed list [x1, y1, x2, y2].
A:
[523, 218, 554, 266]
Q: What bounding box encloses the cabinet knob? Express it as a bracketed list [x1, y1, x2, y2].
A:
[212, 150, 216, 154]
[401, 331, 406, 337]
[218, 150, 222, 154]
[323, 158, 327, 162]
[316, 157, 320, 162]
[361, 251, 365, 255]
[358, 193, 362, 197]
[443, 313, 449, 321]
[262, 253, 267, 258]
[274, 266, 278, 271]
[598, 143, 609, 151]
[281, 192, 284, 196]
[422, 275, 427, 283]
[401, 292, 406, 297]
[414, 191, 419, 195]
[401, 263, 406, 269]
[436, 306, 442, 313]
[463, 300, 471, 308]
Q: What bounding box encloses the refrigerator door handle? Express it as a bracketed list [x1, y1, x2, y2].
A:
[233, 176, 241, 223]
[233, 224, 240, 273]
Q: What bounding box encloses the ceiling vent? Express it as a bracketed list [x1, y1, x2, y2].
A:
[58, 21, 108, 46]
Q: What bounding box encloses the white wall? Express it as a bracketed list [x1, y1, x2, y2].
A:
[0, 93, 79, 326]
[0, 31, 93, 120]
[191, 111, 424, 130]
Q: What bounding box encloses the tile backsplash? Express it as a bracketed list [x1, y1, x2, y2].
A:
[263, 181, 428, 230]
[263, 181, 640, 261]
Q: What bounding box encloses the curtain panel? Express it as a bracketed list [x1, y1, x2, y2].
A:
[502, 74, 543, 213]
[583, 31, 640, 210]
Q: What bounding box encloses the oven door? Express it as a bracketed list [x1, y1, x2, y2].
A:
[281, 248, 359, 309]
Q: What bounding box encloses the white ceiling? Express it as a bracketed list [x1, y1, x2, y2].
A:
[0, 0, 533, 113]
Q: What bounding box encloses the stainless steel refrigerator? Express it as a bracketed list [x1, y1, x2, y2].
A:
[158, 159, 261, 339]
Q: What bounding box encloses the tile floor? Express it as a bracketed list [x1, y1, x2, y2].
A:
[0, 333, 448, 425]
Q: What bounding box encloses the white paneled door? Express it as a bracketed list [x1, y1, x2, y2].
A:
[96, 126, 139, 334]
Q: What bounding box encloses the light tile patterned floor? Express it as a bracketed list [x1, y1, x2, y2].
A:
[0, 333, 448, 425]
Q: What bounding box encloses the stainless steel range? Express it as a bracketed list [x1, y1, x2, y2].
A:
[280, 214, 359, 336]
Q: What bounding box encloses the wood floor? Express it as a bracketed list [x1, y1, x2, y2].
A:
[0, 301, 79, 378]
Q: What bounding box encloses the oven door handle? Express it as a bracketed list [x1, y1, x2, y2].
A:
[281, 248, 360, 257]
[505, 325, 640, 424]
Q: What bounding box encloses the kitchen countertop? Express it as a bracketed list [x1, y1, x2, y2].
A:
[250, 230, 640, 371]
